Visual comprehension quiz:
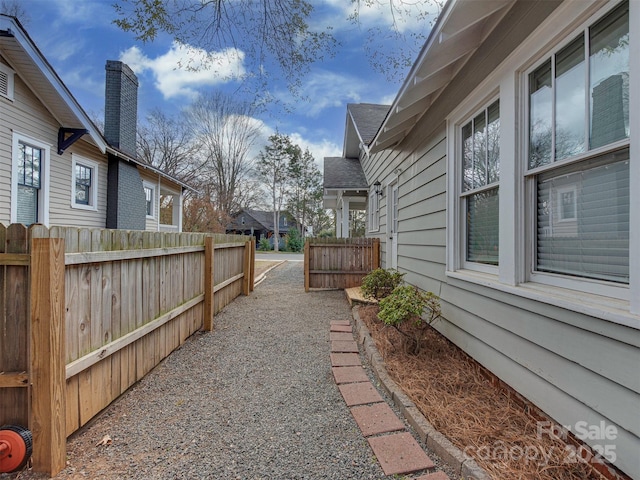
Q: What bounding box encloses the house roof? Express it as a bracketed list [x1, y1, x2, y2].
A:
[106, 146, 196, 192]
[232, 209, 294, 232]
[324, 157, 368, 190]
[348, 103, 390, 143]
[0, 14, 107, 153]
[369, 0, 517, 153]
[0, 14, 195, 192]
[322, 157, 369, 209]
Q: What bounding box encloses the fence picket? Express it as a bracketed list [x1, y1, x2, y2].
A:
[0, 224, 29, 426]
[304, 237, 380, 291]
[0, 223, 253, 475]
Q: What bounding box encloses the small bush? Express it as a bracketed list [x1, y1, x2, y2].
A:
[258, 237, 272, 251]
[284, 228, 303, 252]
[378, 285, 440, 355]
[361, 268, 405, 300]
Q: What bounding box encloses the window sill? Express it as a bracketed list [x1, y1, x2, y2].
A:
[446, 269, 639, 330]
[71, 203, 98, 212]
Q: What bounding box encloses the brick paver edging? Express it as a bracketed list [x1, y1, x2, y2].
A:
[351, 305, 491, 480]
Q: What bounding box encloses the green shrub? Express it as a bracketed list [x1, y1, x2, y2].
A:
[361, 268, 405, 300]
[258, 237, 272, 251]
[284, 228, 303, 252]
[378, 285, 441, 355]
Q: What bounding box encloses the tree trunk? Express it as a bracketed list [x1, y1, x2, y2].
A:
[273, 209, 279, 252]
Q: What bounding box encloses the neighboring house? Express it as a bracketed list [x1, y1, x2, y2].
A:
[323, 103, 389, 238]
[226, 208, 297, 246]
[325, 1, 639, 478]
[0, 15, 190, 232]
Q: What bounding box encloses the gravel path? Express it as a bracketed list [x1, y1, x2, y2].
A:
[6, 261, 455, 480]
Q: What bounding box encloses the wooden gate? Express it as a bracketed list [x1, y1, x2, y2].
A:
[304, 237, 380, 291]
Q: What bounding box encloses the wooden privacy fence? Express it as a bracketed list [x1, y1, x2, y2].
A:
[0, 223, 255, 475]
[304, 237, 380, 291]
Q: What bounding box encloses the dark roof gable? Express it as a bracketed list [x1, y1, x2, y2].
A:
[324, 157, 368, 190]
[347, 103, 390, 145]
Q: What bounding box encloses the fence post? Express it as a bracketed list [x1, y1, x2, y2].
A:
[304, 240, 310, 292]
[204, 236, 214, 331]
[242, 240, 251, 296]
[373, 238, 381, 270]
[249, 238, 256, 292]
[29, 237, 66, 476]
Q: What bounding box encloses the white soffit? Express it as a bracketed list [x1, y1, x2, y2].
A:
[0, 16, 107, 153]
[370, 0, 515, 153]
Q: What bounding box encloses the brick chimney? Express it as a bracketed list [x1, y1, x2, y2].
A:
[104, 60, 138, 157]
[104, 60, 146, 230]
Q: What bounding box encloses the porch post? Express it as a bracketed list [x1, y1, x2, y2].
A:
[341, 198, 350, 238]
[173, 193, 183, 233]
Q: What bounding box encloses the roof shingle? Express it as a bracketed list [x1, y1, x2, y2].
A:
[324, 157, 368, 190]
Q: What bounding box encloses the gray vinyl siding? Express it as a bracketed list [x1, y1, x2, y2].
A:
[48, 139, 107, 228]
[362, 1, 640, 476]
[0, 61, 11, 224]
[368, 124, 640, 479]
[0, 63, 107, 228]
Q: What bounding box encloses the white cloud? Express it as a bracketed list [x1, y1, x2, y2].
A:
[289, 133, 341, 171]
[248, 119, 340, 172]
[378, 92, 397, 106]
[61, 66, 104, 98]
[120, 42, 246, 100]
[48, 0, 111, 25]
[281, 70, 363, 117]
[320, 0, 438, 34]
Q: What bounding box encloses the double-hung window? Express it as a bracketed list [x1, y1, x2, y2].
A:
[11, 133, 50, 226]
[460, 99, 500, 268]
[71, 156, 98, 210]
[16, 142, 42, 225]
[527, 1, 629, 287]
[143, 181, 156, 218]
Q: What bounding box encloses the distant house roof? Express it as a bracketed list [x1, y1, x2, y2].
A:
[324, 157, 368, 190]
[228, 209, 294, 232]
[344, 103, 390, 158]
[245, 209, 273, 229]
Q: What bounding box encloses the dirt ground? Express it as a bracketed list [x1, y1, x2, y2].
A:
[357, 305, 607, 480]
[254, 260, 283, 279]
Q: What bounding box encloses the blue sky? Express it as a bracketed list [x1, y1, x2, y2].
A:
[17, 0, 436, 168]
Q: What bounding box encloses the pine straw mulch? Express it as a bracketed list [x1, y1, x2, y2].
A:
[357, 305, 603, 480]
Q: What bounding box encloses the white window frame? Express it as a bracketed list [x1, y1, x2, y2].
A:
[11, 132, 50, 226]
[368, 190, 380, 232]
[447, 91, 501, 275]
[142, 181, 156, 219]
[71, 155, 98, 211]
[0, 62, 15, 101]
[522, 1, 630, 301]
[446, 0, 639, 324]
[556, 185, 577, 222]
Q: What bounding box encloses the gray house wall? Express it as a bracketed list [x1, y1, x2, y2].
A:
[106, 156, 146, 230]
[363, 1, 639, 478]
